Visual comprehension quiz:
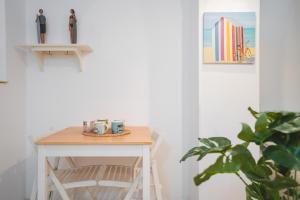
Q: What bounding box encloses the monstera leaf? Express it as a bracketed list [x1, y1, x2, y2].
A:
[180, 137, 231, 162]
[238, 114, 273, 144]
[194, 154, 240, 185]
[230, 145, 271, 182]
[193, 144, 272, 186]
[263, 145, 300, 171]
[238, 123, 260, 143]
[273, 117, 300, 134]
[261, 175, 298, 190]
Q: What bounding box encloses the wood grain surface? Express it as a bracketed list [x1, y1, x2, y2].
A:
[35, 126, 152, 145]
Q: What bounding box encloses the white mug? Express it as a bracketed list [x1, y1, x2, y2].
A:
[94, 122, 108, 135]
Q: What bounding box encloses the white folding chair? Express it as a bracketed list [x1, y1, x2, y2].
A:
[30, 135, 100, 200]
[48, 158, 102, 200]
[94, 131, 163, 200]
[149, 132, 163, 200]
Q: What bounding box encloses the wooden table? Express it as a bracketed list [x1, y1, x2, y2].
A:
[35, 126, 152, 200]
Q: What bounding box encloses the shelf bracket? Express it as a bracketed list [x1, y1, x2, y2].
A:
[74, 49, 84, 72]
[32, 51, 44, 71]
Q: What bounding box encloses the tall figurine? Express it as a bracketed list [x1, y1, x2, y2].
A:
[69, 9, 77, 44]
[35, 9, 46, 44]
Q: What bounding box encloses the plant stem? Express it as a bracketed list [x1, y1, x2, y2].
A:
[235, 172, 248, 186]
[252, 183, 265, 200]
[235, 173, 265, 200]
[294, 171, 298, 200]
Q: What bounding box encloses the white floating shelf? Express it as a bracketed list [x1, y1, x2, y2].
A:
[19, 44, 93, 72]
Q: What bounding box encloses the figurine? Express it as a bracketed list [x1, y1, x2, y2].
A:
[69, 9, 77, 44]
[35, 9, 46, 44]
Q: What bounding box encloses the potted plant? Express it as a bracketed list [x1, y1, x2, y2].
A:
[181, 108, 300, 200]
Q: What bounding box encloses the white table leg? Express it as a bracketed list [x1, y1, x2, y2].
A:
[143, 145, 150, 200]
[38, 147, 48, 200]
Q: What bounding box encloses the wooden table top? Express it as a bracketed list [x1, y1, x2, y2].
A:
[36, 126, 152, 145]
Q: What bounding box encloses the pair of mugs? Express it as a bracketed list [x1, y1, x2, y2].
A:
[93, 120, 124, 135]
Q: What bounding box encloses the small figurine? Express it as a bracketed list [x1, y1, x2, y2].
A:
[35, 9, 46, 44]
[69, 9, 77, 44]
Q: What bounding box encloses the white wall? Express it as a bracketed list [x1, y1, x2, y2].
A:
[0, 0, 6, 81]
[143, 0, 183, 199]
[25, 0, 183, 199]
[0, 0, 27, 199]
[0, 0, 26, 180]
[198, 0, 260, 199]
[260, 0, 300, 111]
[181, 0, 200, 199]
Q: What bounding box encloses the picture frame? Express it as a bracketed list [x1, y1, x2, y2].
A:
[203, 12, 256, 64]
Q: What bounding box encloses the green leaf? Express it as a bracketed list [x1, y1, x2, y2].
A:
[254, 114, 274, 141]
[199, 138, 217, 148]
[257, 157, 274, 176]
[261, 175, 298, 190]
[265, 132, 288, 146]
[255, 113, 269, 132]
[208, 137, 231, 148]
[238, 123, 261, 143]
[288, 146, 300, 157]
[248, 107, 259, 119]
[180, 146, 209, 162]
[263, 188, 281, 200]
[273, 117, 300, 134]
[263, 145, 300, 171]
[230, 145, 270, 181]
[264, 111, 295, 124]
[267, 112, 300, 129]
[287, 132, 300, 146]
[230, 144, 256, 165]
[180, 137, 232, 162]
[193, 155, 240, 186]
[198, 137, 232, 150]
[241, 142, 250, 148]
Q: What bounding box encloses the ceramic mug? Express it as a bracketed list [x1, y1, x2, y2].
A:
[97, 119, 109, 125]
[111, 120, 124, 134]
[94, 122, 108, 135]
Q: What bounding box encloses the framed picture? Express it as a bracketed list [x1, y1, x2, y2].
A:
[0, 0, 6, 83]
[203, 12, 256, 64]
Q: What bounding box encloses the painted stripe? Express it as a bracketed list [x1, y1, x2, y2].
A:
[229, 22, 233, 62]
[226, 20, 230, 63]
[241, 26, 244, 60]
[223, 19, 226, 62]
[238, 26, 241, 61]
[232, 25, 236, 61]
[215, 21, 219, 62]
[219, 21, 221, 61]
[236, 27, 239, 61]
[220, 17, 224, 61]
[212, 26, 215, 61]
[240, 26, 242, 60]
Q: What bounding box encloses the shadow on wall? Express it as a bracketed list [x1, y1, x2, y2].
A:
[0, 160, 26, 200]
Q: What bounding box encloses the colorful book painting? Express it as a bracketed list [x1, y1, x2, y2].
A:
[203, 12, 256, 64]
